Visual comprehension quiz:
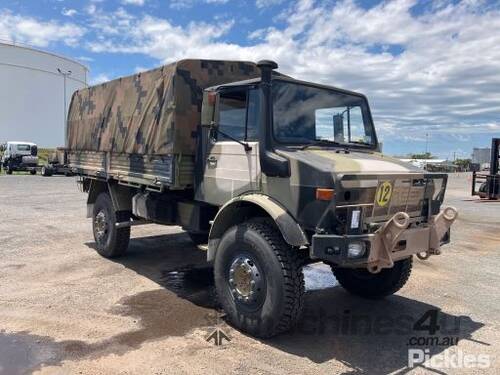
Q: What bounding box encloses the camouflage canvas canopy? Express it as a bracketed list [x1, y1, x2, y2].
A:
[67, 59, 260, 156]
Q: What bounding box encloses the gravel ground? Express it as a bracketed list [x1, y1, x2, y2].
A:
[0, 173, 498, 374]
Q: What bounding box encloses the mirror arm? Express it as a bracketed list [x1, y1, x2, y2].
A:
[210, 123, 252, 152]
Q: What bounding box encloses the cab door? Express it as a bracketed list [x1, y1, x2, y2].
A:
[201, 87, 260, 206]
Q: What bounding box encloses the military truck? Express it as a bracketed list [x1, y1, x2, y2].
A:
[67, 59, 457, 337]
[41, 148, 73, 177]
[1, 141, 38, 174]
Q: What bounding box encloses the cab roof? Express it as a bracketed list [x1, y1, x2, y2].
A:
[206, 75, 368, 100]
[7, 141, 37, 146]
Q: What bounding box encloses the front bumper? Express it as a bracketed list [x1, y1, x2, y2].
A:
[311, 206, 458, 273]
[6, 164, 38, 171]
[19, 164, 38, 171]
[4, 159, 38, 171]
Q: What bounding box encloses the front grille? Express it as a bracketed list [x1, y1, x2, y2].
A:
[371, 178, 426, 220]
[337, 175, 445, 227]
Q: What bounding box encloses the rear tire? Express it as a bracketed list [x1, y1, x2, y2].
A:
[92, 193, 130, 258]
[331, 257, 412, 299]
[41, 166, 53, 176]
[214, 220, 305, 338]
[5, 166, 12, 175]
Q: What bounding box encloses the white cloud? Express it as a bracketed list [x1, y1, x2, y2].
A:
[0, 10, 85, 47]
[8, 0, 497, 149]
[134, 65, 151, 73]
[76, 56, 94, 62]
[90, 73, 111, 85]
[85, 4, 97, 15]
[255, 0, 285, 8]
[122, 0, 146, 6]
[62, 8, 77, 17]
[87, 8, 235, 56]
[169, 0, 229, 9]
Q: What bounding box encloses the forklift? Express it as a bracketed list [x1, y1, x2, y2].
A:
[472, 138, 500, 199]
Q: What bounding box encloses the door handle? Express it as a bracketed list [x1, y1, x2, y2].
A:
[207, 156, 217, 168]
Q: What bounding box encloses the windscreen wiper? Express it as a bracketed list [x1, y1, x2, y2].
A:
[212, 126, 252, 152]
[348, 140, 372, 146]
[300, 139, 346, 150]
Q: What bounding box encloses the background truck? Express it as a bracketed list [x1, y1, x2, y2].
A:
[0, 141, 38, 174]
[41, 148, 73, 177]
[67, 59, 457, 337]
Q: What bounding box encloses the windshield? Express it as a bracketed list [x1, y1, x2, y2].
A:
[16, 144, 31, 151]
[272, 80, 376, 148]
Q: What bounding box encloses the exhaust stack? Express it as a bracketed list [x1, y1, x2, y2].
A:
[256, 60, 290, 178]
[257, 60, 278, 84]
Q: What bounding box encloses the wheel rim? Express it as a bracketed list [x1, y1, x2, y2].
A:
[94, 209, 109, 244]
[228, 255, 265, 308]
[417, 252, 430, 260]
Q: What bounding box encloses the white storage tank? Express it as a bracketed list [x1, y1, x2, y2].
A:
[0, 42, 88, 147]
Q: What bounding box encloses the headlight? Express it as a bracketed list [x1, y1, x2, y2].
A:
[347, 241, 366, 258]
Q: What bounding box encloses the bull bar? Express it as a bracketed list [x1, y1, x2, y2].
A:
[311, 206, 458, 273]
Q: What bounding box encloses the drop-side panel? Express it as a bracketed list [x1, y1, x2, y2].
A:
[68, 151, 194, 189]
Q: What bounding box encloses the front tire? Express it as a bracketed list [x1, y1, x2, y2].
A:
[30, 169, 37, 175]
[331, 257, 413, 299]
[92, 193, 130, 258]
[214, 220, 305, 338]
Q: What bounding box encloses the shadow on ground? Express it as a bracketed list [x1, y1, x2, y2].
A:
[0, 233, 487, 374]
[112, 234, 489, 374]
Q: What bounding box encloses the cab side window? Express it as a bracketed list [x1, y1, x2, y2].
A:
[218, 90, 247, 140]
[216, 88, 258, 141]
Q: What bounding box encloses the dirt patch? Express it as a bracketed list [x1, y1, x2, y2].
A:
[110, 288, 215, 344]
[1, 264, 26, 270]
[58, 287, 216, 358]
[0, 287, 217, 374]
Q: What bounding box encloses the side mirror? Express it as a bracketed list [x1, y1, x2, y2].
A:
[201, 91, 217, 127]
[333, 114, 344, 142]
[200, 121, 214, 129]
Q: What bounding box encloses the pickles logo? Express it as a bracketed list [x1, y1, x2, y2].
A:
[376, 181, 393, 207]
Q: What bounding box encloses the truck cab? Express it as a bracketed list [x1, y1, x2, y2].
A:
[1, 141, 38, 175]
[190, 61, 457, 336]
[197, 61, 456, 272]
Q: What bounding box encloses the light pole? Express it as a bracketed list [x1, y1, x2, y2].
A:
[57, 68, 72, 143]
[425, 133, 429, 155]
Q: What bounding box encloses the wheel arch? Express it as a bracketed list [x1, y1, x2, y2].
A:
[85, 179, 133, 218]
[207, 194, 308, 262]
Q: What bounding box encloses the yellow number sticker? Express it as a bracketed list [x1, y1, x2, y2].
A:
[376, 181, 393, 207]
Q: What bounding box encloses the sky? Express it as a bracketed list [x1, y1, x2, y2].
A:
[0, 0, 499, 159]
